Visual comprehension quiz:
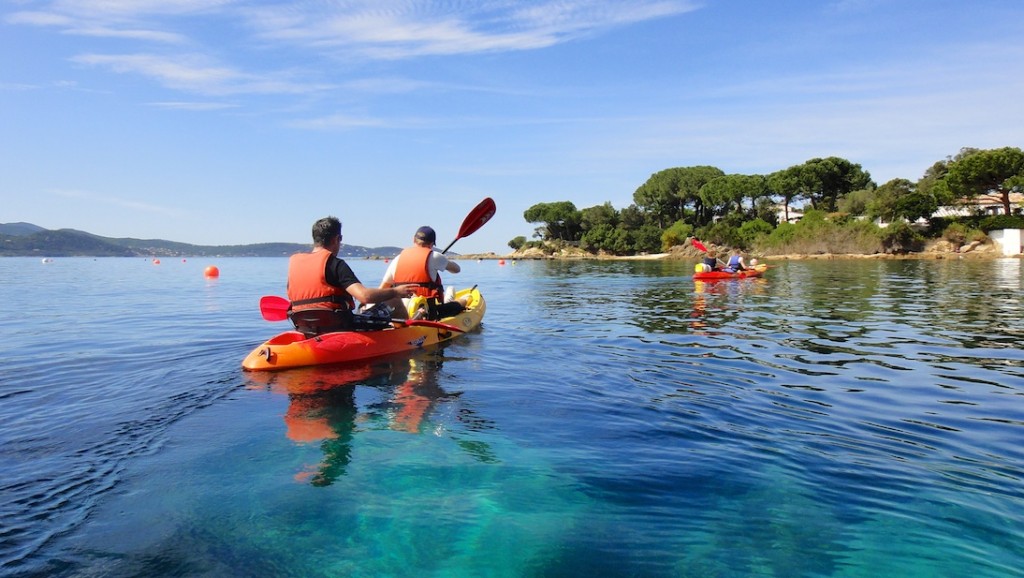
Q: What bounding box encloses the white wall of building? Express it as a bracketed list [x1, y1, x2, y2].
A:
[989, 229, 1023, 256]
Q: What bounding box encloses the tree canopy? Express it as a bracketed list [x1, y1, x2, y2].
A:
[944, 146, 1024, 215]
[513, 147, 1023, 256]
[523, 201, 582, 242]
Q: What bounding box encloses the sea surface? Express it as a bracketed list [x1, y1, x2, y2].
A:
[1, 255, 1022, 577]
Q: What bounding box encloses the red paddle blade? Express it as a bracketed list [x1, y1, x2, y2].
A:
[259, 295, 290, 321]
[691, 238, 708, 253]
[441, 197, 496, 254]
[458, 197, 496, 238]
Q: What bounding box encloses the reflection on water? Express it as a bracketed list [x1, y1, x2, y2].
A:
[245, 353, 480, 486]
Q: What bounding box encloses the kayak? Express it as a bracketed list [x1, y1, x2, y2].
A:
[693, 264, 768, 281]
[242, 287, 485, 371]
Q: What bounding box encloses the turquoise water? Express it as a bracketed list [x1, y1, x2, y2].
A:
[1, 256, 1022, 577]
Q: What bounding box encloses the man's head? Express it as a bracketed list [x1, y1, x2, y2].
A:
[312, 216, 342, 248]
[414, 226, 436, 246]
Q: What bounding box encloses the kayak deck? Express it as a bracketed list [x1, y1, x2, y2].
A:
[242, 287, 485, 371]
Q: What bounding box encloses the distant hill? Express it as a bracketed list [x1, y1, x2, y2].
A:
[0, 222, 47, 236]
[0, 223, 403, 258]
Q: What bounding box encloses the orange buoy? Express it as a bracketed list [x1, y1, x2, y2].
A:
[498, 259, 506, 265]
[153, 259, 161, 265]
[204, 265, 220, 278]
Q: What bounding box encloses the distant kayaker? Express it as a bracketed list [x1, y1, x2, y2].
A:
[287, 216, 416, 334]
[724, 248, 747, 272]
[701, 251, 720, 272]
[380, 226, 468, 320]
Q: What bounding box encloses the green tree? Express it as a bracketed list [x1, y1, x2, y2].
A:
[737, 218, 774, 247]
[879, 220, 924, 254]
[619, 204, 650, 230]
[580, 223, 616, 253]
[508, 236, 527, 250]
[580, 202, 619, 232]
[767, 166, 806, 224]
[945, 146, 1024, 215]
[700, 174, 769, 219]
[868, 179, 920, 222]
[838, 188, 875, 216]
[633, 166, 724, 227]
[752, 196, 780, 226]
[803, 157, 875, 212]
[633, 224, 664, 253]
[661, 220, 693, 251]
[523, 201, 582, 242]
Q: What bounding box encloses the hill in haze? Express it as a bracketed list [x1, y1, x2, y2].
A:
[0, 222, 403, 258]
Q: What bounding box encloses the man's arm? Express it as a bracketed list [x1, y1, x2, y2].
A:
[379, 257, 399, 288]
[347, 282, 413, 304]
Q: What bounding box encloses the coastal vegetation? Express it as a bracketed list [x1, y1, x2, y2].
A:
[512, 146, 1024, 257]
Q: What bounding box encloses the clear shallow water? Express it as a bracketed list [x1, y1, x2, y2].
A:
[1, 256, 1022, 577]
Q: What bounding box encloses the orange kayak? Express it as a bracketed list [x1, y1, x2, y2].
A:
[242, 288, 485, 371]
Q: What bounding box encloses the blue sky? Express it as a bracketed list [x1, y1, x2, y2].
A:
[2, 1, 1022, 254]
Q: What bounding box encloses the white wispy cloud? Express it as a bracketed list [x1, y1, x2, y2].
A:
[6, 1, 232, 40]
[11, 1, 698, 100]
[70, 53, 332, 95]
[242, 0, 700, 59]
[148, 101, 240, 111]
[15, 0, 235, 21]
[11, 0, 697, 58]
[286, 113, 403, 131]
[68, 26, 186, 43]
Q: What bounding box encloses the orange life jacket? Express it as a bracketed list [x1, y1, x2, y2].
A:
[393, 245, 442, 300]
[287, 249, 354, 311]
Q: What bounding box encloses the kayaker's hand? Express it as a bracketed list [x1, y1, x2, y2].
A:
[394, 284, 416, 298]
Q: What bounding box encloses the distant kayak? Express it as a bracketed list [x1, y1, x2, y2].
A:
[693, 264, 768, 281]
[243, 287, 485, 371]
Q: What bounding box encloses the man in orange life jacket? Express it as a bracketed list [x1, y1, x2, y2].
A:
[379, 226, 467, 320]
[287, 216, 416, 334]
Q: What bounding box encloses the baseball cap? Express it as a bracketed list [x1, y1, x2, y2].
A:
[415, 226, 436, 244]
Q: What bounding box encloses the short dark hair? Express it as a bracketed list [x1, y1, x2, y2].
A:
[312, 216, 341, 247]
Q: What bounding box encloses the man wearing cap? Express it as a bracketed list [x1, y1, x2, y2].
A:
[379, 226, 466, 320]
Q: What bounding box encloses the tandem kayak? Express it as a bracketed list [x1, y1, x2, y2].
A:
[693, 264, 768, 281]
[242, 287, 485, 371]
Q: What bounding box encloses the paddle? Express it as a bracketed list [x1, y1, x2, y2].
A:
[258, 295, 464, 332]
[394, 319, 465, 332]
[440, 197, 496, 254]
[690, 238, 708, 253]
[260, 295, 290, 321]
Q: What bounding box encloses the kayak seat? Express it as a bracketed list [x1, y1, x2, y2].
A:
[429, 300, 466, 320]
[289, 308, 393, 337]
[289, 309, 353, 338]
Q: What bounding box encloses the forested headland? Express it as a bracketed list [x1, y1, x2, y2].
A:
[0, 223, 400, 258]
[510, 146, 1024, 258]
